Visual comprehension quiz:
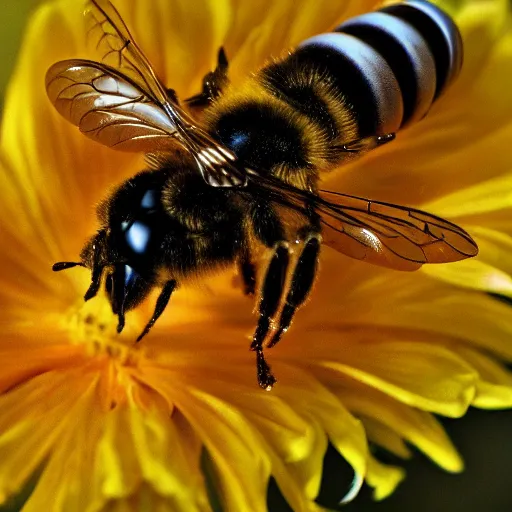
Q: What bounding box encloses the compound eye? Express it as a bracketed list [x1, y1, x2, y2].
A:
[126, 221, 151, 254]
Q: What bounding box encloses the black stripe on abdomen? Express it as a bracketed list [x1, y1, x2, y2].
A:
[335, 11, 436, 126]
[286, 0, 462, 135]
[294, 34, 404, 138]
[380, 0, 463, 99]
[209, 0, 463, 174]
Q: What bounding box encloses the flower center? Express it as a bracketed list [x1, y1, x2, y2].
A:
[63, 296, 144, 365]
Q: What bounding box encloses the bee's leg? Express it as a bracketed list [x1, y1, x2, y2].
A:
[251, 242, 290, 390]
[248, 202, 289, 388]
[136, 280, 177, 342]
[185, 47, 229, 109]
[267, 234, 321, 349]
[238, 250, 257, 296]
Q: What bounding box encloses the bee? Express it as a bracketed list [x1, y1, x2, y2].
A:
[47, 0, 477, 389]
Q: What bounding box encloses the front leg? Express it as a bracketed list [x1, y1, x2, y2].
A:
[136, 280, 177, 342]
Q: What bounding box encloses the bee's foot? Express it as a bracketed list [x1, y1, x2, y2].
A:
[256, 349, 276, 391]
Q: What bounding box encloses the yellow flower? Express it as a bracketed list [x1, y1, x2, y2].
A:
[1, 0, 512, 510]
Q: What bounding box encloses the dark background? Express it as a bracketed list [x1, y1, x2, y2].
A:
[1, 1, 512, 510]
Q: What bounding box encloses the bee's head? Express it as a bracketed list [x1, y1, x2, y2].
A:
[52, 228, 155, 333]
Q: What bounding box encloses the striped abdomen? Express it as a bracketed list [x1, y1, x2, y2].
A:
[206, 0, 463, 186]
[299, 0, 463, 134]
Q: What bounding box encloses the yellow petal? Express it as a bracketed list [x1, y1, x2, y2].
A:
[140, 362, 367, 511]
[312, 338, 477, 417]
[95, 404, 142, 499]
[366, 456, 406, 501]
[360, 288, 512, 361]
[363, 419, 412, 460]
[21, 374, 105, 512]
[272, 364, 369, 496]
[127, 400, 198, 500]
[0, 337, 86, 393]
[454, 345, 512, 408]
[421, 258, 512, 297]
[301, 259, 512, 361]
[421, 228, 512, 295]
[424, 173, 512, 221]
[144, 372, 271, 512]
[95, 382, 208, 511]
[0, 370, 95, 505]
[336, 381, 464, 472]
[102, 483, 193, 512]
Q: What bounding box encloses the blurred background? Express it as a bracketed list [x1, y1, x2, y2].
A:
[1, 0, 511, 510]
[0, 0, 37, 108]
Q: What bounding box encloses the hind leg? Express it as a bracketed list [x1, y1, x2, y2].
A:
[238, 249, 257, 296]
[247, 202, 289, 389]
[248, 202, 322, 389]
[267, 234, 321, 349]
[251, 242, 290, 390]
[185, 47, 229, 109]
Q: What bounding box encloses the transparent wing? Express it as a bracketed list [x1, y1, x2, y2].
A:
[317, 189, 478, 270]
[85, 0, 171, 106]
[83, 0, 247, 187]
[251, 173, 478, 271]
[46, 59, 180, 152]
